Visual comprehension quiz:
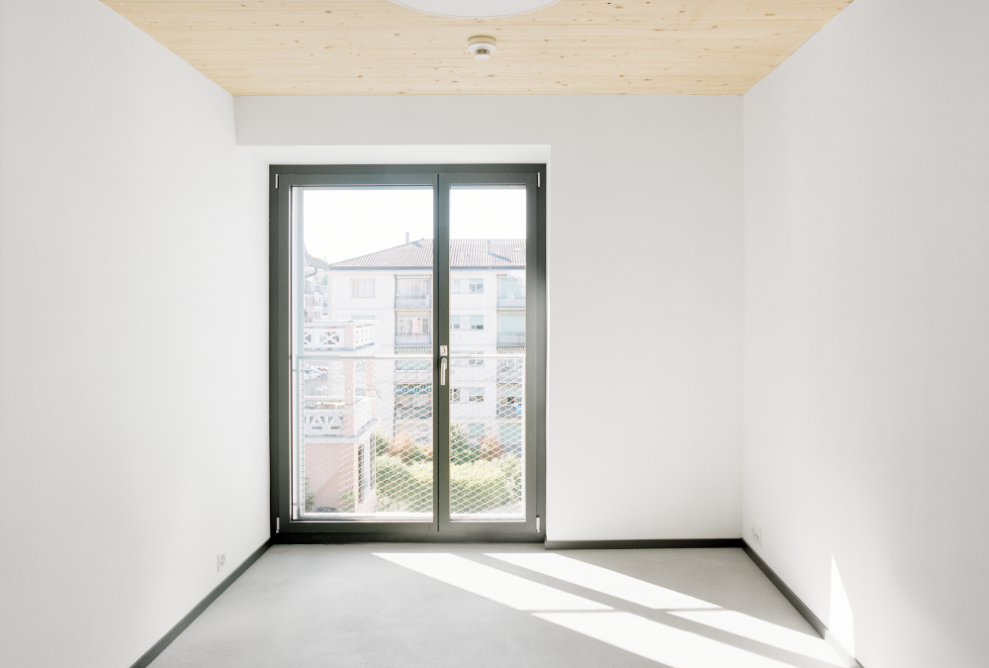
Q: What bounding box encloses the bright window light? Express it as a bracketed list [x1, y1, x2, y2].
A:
[670, 610, 845, 666]
[534, 611, 802, 668]
[374, 553, 611, 611]
[488, 553, 718, 610]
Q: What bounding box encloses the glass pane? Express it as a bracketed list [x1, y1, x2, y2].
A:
[296, 187, 434, 520]
[448, 187, 527, 520]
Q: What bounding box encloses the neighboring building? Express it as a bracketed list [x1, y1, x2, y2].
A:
[300, 238, 526, 513]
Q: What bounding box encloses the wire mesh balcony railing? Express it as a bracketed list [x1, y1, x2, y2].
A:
[297, 354, 524, 521]
[449, 355, 524, 519]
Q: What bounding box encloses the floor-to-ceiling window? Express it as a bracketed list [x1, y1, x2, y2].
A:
[270, 165, 546, 541]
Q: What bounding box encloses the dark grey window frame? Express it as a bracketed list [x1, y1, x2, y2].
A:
[269, 164, 547, 543]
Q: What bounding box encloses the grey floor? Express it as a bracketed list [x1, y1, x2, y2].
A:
[149, 545, 845, 668]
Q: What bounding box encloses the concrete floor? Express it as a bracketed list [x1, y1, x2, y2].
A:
[149, 545, 845, 668]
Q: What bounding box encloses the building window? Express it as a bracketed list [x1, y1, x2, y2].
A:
[498, 358, 522, 373]
[397, 316, 430, 336]
[468, 358, 484, 367]
[351, 279, 375, 298]
[396, 277, 430, 298]
[499, 276, 524, 302]
[498, 384, 522, 418]
[469, 278, 484, 294]
[395, 384, 432, 420]
[500, 422, 522, 445]
[469, 388, 484, 403]
[452, 316, 483, 331]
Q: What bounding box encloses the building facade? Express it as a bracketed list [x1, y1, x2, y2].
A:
[300, 238, 526, 514]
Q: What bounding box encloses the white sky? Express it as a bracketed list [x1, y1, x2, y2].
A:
[302, 187, 526, 264]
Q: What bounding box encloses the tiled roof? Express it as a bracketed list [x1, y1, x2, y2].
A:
[326, 239, 525, 268]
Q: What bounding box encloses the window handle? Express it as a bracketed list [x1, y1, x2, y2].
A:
[440, 357, 447, 386]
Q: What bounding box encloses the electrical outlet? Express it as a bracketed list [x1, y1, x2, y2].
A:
[750, 523, 763, 547]
[217, 552, 227, 572]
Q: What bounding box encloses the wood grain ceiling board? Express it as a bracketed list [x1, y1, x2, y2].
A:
[102, 0, 853, 96]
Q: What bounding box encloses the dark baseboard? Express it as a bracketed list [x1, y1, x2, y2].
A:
[742, 540, 862, 668]
[129, 539, 272, 668]
[545, 538, 744, 550]
[124, 536, 860, 668]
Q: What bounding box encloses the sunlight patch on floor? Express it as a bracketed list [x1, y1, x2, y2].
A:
[378, 552, 843, 668]
[488, 553, 718, 610]
[374, 553, 611, 611]
[670, 610, 844, 666]
[536, 611, 805, 668]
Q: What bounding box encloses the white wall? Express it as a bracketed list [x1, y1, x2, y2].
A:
[743, 0, 989, 666]
[237, 94, 745, 541]
[0, 2, 269, 667]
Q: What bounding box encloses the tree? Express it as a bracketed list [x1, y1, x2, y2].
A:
[388, 431, 417, 464]
[450, 423, 478, 464]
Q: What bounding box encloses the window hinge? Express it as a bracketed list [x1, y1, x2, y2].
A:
[536, 515, 541, 533]
[275, 174, 279, 189]
[537, 173, 541, 188]
[275, 517, 280, 534]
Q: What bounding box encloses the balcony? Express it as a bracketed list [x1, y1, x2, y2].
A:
[304, 321, 375, 352]
[395, 333, 432, 345]
[395, 407, 432, 421]
[497, 334, 525, 346]
[498, 297, 526, 309]
[302, 397, 375, 439]
[396, 296, 432, 309]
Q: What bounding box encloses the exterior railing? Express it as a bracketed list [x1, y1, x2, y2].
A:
[303, 321, 376, 352]
[396, 296, 432, 309]
[302, 397, 374, 437]
[395, 333, 432, 345]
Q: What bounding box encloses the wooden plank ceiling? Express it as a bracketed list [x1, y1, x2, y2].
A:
[103, 0, 853, 96]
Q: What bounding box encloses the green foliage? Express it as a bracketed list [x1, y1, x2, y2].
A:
[374, 427, 391, 457]
[374, 455, 432, 512]
[339, 490, 355, 513]
[478, 435, 504, 461]
[450, 460, 511, 513]
[407, 445, 431, 463]
[374, 452, 523, 514]
[388, 431, 418, 464]
[499, 456, 523, 500]
[450, 423, 478, 464]
[304, 477, 315, 512]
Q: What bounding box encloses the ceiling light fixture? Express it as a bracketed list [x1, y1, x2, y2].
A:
[390, 0, 559, 19]
[468, 36, 497, 60]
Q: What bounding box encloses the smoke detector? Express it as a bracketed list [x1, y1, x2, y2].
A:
[468, 36, 497, 60]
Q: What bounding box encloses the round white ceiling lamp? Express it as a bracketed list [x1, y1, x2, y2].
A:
[390, 0, 559, 19]
[468, 36, 497, 60]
